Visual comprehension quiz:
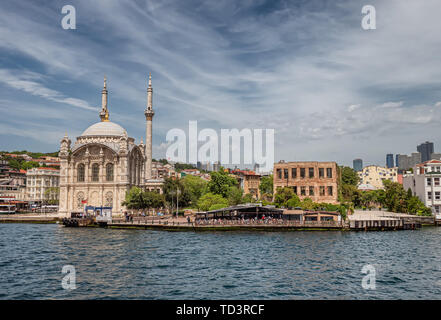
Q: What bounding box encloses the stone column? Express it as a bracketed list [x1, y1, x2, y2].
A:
[144, 73, 155, 181]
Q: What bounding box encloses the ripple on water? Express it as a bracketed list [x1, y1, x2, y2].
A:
[1, 224, 441, 299]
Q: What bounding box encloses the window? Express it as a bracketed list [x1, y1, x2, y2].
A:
[435, 178, 440, 186]
[428, 192, 432, 200]
[309, 167, 314, 178]
[292, 186, 297, 194]
[284, 169, 288, 179]
[427, 178, 432, 186]
[326, 168, 333, 178]
[277, 169, 282, 179]
[436, 192, 440, 200]
[319, 168, 324, 178]
[327, 186, 333, 196]
[106, 163, 114, 182]
[77, 164, 85, 182]
[92, 163, 100, 182]
[309, 186, 314, 196]
[300, 168, 305, 178]
[301, 186, 306, 196]
[291, 168, 297, 178]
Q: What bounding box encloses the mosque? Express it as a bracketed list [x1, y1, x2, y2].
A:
[58, 74, 162, 217]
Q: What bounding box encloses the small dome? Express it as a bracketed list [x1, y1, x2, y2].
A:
[81, 121, 127, 137]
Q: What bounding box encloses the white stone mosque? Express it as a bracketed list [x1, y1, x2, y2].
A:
[58, 74, 163, 217]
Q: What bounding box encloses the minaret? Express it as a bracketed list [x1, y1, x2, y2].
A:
[144, 73, 155, 180]
[99, 76, 109, 122]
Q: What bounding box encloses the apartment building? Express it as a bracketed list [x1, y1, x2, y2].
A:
[403, 160, 441, 215]
[26, 167, 60, 203]
[357, 165, 398, 190]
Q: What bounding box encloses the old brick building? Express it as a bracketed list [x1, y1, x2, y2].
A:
[273, 161, 339, 204]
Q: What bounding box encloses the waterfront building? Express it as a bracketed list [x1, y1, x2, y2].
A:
[58, 75, 161, 217]
[417, 141, 434, 163]
[26, 167, 59, 204]
[273, 161, 339, 204]
[353, 159, 363, 172]
[386, 154, 394, 168]
[231, 169, 261, 200]
[357, 165, 398, 190]
[403, 160, 441, 214]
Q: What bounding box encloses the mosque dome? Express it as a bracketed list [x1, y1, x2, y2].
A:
[81, 121, 127, 137]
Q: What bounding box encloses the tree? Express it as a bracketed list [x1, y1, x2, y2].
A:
[227, 186, 243, 206]
[122, 186, 145, 210]
[181, 175, 208, 207]
[274, 187, 295, 207]
[21, 161, 40, 170]
[242, 193, 255, 204]
[162, 177, 191, 212]
[142, 191, 165, 213]
[207, 170, 238, 198]
[340, 166, 360, 186]
[286, 196, 301, 208]
[259, 175, 273, 198]
[300, 198, 314, 210]
[197, 193, 229, 211]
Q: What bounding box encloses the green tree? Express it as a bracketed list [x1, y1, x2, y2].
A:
[8, 159, 21, 170]
[181, 175, 208, 206]
[162, 177, 191, 212]
[242, 193, 255, 204]
[300, 198, 314, 210]
[286, 196, 301, 208]
[227, 186, 243, 206]
[21, 161, 40, 170]
[122, 186, 145, 210]
[143, 191, 165, 212]
[340, 166, 360, 186]
[207, 170, 238, 198]
[197, 193, 229, 211]
[259, 175, 273, 197]
[273, 187, 295, 207]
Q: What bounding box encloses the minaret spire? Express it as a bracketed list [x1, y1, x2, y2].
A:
[145, 73, 155, 180]
[100, 76, 109, 122]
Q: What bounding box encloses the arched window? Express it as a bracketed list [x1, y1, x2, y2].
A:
[77, 164, 85, 182]
[92, 163, 100, 182]
[106, 163, 114, 182]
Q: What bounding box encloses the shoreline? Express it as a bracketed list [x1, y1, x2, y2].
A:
[0, 215, 430, 232]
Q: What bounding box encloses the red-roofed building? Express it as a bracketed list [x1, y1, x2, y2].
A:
[231, 169, 261, 199]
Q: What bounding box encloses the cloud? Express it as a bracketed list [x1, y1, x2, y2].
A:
[0, 69, 95, 111]
[378, 101, 404, 109]
[0, 0, 441, 166]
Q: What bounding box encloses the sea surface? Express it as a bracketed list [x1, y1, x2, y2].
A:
[0, 223, 440, 299]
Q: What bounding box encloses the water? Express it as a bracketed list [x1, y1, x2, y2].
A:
[0, 223, 441, 299]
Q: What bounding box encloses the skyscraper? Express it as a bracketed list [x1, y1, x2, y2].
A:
[386, 154, 394, 168]
[353, 159, 363, 172]
[417, 141, 434, 163]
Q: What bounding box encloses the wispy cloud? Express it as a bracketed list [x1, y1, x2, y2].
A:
[0, 0, 440, 166]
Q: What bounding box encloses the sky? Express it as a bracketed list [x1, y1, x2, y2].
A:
[1, 0, 441, 168]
